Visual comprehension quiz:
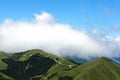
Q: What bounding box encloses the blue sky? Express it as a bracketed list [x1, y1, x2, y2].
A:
[0, 0, 120, 35]
[1, 0, 120, 57]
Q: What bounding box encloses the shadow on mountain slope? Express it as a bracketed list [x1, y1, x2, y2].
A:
[0, 53, 56, 80]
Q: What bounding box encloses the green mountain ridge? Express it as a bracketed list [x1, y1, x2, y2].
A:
[0, 49, 120, 80]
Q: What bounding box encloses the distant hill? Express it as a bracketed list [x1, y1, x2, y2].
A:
[0, 49, 120, 80]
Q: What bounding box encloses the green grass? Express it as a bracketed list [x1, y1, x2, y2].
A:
[1, 49, 120, 80]
[0, 73, 14, 80]
[47, 57, 120, 80]
[0, 51, 10, 70]
[18, 49, 74, 65]
[18, 49, 59, 61]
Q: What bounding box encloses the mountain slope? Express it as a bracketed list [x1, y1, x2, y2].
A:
[13, 49, 74, 64]
[1, 54, 56, 80]
[0, 49, 75, 80]
[45, 57, 120, 80]
[0, 49, 120, 80]
[0, 72, 14, 80]
[0, 51, 10, 70]
[74, 57, 120, 80]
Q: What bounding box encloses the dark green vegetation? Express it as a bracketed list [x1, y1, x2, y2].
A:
[0, 49, 120, 80]
[0, 51, 10, 70]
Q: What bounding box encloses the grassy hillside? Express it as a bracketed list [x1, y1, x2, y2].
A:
[0, 73, 14, 80]
[17, 49, 74, 65]
[0, 51, 10, 70]
[74, 57, 120, 80]
[0, 49, 120, 80]
[47, 57, 120, 80]
[0, 49, 75, 80]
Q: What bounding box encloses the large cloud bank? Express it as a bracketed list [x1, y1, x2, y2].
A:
[0, 12, 120, 58]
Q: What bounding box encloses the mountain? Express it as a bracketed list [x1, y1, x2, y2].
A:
[0, 72, 13, 80]
[112, 57, 120, 65]
[66, 56, 98, 63]
[70, 57, 120, 80]
[0, 51, 10, 70]
[0, 49, 120, 80]
[45, 57, 120, 80]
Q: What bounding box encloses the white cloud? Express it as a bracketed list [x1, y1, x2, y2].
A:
[0, 12, 120, 58]
[34, 11, 55, 23]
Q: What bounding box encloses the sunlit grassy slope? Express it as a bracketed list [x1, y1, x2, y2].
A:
[42, 57, 120, 80]
[0, 73, 14, 80]
[0, 51, 10, 70]
[0, 49, 120, 80]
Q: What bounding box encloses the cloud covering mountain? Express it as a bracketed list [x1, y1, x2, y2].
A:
[0, 12, 120, 58]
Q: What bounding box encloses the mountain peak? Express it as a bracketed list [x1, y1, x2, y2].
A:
[98, 57, 110, 62]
